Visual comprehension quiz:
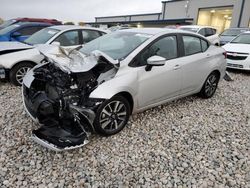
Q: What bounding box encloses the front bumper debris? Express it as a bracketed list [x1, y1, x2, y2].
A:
[223, 71, 234, 82]
[31, 134, 90, 152]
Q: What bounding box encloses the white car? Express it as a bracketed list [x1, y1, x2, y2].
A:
[0, 25, 108, 85]
[223, 31, 250, 71]
[22, 28, 226, 151]
[179, 25, 220, 46]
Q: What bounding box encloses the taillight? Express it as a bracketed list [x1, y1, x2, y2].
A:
[223, 52, 227, 59]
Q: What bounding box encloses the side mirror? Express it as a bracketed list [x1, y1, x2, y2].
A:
[51, 41, 61, 46]
[145, 55, 166, 71]
[12, 32, 21, 38]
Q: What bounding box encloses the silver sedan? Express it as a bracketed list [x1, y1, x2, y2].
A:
[23, 28, 227, 151]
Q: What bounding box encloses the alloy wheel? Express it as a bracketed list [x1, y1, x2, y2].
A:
[16, 67, 31, 85]
[204, 74, 218, 97]
[99, 101, 127, 131]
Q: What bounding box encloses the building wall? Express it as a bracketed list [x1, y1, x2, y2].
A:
[162, 0, 248, 27]
[241, 0, 250, 27]
[96, 13, 160, 23]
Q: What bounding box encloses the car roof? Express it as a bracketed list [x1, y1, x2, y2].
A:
[179, 25, 216, 29]
[117, 28, 186, 35]
[49, 25, 108, 33]
[12, 22, 52, 26]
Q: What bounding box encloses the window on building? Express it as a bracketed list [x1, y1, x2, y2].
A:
[197, 7, 233, 33]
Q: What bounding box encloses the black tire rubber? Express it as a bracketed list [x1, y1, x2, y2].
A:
[9, 62, 35, 86]
[199, 71, 220, 99]
[94, 95, 131, 136]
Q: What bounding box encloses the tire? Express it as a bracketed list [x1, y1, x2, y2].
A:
[94, 95, 131, 136]
[199, 72, 220, 99]
[9, 62, 35, 86]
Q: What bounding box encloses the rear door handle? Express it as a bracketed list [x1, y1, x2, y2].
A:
[173, 64, 181, 70]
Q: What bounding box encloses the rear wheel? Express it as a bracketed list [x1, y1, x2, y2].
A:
[9, 62, 35, 86]
[94, 95, 130, 136]
[199, 72, 220, 98]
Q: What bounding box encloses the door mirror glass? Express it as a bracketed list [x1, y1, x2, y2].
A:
[12, 32, 21, 38]
[147, 55, 166, 66]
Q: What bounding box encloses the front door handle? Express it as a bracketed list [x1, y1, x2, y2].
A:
[173, 64, 181, 70]
[206, 54, 211, 58]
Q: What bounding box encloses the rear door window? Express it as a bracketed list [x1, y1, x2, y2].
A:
[81, 30, 102, 43]
[183, 35, 202, 56]
[53, 30, 80, 46]
[198, 28, 206, 36]
[201, 39, 209, 52]
[205, 28, 214, 37]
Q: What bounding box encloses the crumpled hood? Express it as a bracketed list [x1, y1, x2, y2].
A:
[223, 43, 250, 54]
[38, 44, 119, 73]
[0, 41, 33, 52]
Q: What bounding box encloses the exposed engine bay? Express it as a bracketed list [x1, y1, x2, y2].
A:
[22, 46, 119, 151]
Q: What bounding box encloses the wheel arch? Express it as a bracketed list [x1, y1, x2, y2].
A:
[115, 91, 134, 114]
[10, 60, 37, 69]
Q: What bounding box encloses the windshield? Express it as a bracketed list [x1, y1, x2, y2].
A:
[25, 28, 60, 45]
[0, 24, 20, 35]
[80, 31, 152, 60]
[221, 29, 248, 36]
[0, 19, 16, 28]
[179, 27, 199, 33]
[231, 34, 250, 44]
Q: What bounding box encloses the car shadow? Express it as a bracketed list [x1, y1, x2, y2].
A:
[227, 68, 250, 76]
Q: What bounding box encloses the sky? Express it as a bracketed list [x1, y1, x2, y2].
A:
[0, 0, 164, 23]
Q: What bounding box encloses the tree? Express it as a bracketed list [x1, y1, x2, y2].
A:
[0, 18, 3, 24]
[64, 22, 75, 25]
[78, 22, 85, 26]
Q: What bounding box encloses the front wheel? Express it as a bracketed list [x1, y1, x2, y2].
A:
[199, 72, 220, 98]
[94, 95, 131, 136]
[9, 62, 35, 86]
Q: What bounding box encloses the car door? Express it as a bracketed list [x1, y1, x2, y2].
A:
[133, 35, 182, 108]
[52, 30, 81, 49]
[179, 34, 211, 94]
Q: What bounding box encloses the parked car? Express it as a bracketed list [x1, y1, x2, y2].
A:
[0, 18, 61, 30]
[109, 25, 132, 32]
[22, 28, 227, 151]
[220, 28, 250, 46]
[0, 25, 108, 85]
[179, 25, 220, 46]
[223, 31, 250, 71]
[0, 22, 52, 42]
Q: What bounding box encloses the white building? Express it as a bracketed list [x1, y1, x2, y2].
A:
[88, 0, 250, 32]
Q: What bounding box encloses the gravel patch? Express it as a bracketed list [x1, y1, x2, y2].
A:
[0, 72, 250, 187]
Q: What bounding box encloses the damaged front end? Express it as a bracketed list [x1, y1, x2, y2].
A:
[22, 46, 118, 151]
